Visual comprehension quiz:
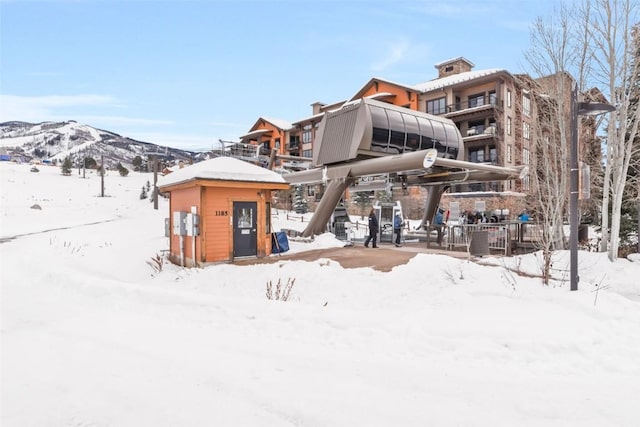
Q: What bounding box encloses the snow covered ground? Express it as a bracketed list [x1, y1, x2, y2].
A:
[1, 162, 640, 427]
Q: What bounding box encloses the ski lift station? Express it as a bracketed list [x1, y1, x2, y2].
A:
[283, 98, 526, 238]
[158, 99, 525, 266]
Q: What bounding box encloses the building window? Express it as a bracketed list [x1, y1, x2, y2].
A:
[523, 94, 531, 116]
[523, 122, 530, 140]
[507, 145, 512, 163]
[427, 97, 446, 115]
[302, 124, 312, 144]
[522, 147, 530, 165]
[469, 148, 485, 163]
[489, 147, 497, 163]
[489, 91, 497, 105]
[521, 147, 531, 189]
[468, 93, 485, 108]
[507, 89, 512, 108]
[303, 149, 313, 158]
[468, 119, 485, 135]
[288, 135, 300, 151]
[507, 117, 512, 135]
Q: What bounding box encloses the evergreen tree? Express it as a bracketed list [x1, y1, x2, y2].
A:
[293, 185, 308, 214]
[61, 157, 72, 175]
[117, 162, 129, 177]
[132, 156, 143, 171]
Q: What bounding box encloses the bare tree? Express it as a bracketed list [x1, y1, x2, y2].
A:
[523, 5, 578, 284]
[585, 0, 640, 259]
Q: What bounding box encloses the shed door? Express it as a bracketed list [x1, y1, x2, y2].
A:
[233, 201, 257, 258]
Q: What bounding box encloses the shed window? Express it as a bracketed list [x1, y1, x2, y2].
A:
[266, 202, 271, 234]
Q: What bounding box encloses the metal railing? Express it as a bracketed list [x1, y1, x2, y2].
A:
[445, 96, 499, 114]
[442, 224, 510, 255]
[279, 210, 542, 256]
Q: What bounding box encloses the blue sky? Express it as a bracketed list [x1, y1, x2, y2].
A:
[1, 0, 560, 151]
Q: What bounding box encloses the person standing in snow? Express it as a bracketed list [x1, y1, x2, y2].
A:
[393, 213, 403, 247]
[434, 208, 444, 245]
[364, 208, 379, 248]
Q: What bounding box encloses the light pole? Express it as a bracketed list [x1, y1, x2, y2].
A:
[570, 84, 615, 291]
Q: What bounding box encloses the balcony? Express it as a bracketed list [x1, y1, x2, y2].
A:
[445, 96, 500, 120]
[287, 142, 300, 152]
[259, 146, 272, 156]
[281, 160, 311, 170]
[463, 125, 498, 143]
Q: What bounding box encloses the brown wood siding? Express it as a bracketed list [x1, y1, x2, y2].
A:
[201, 187, 274, 262]
[362, 82, 419, 110]
[163, 178, 289, 265]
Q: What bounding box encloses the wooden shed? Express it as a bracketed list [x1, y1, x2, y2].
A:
[157, 157, 290, 267]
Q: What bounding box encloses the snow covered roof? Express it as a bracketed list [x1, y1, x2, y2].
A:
[364, 92, 396, 100]
[157, 156, 287, 188]
[412, 69, 507, 93]
[262, 117, 293, 131]
[291, 112, 325, 126]
[239, 129, 271, 139]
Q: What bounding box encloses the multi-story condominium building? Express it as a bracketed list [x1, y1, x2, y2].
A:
[237, 57, 596, 217]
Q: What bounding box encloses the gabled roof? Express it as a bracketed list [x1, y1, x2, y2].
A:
[349, 77, 420, 102]
[245, 117, 293, 136]
[261, 117, 293, 131]
[239, 129, 271, 140]
[157, 156, 287, 189]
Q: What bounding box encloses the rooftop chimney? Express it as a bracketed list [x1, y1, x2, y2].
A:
[435, 57, 475, 78]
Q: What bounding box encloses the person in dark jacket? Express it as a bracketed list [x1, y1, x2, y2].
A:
[364, 208, 379, 248]
[434, 208, 444, 245]
[393, 213, 403, 247]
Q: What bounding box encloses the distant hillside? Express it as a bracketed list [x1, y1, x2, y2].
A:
[0, 120, 202, 168]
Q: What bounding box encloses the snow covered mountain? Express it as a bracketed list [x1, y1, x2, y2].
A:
[0, 120, 199, 167]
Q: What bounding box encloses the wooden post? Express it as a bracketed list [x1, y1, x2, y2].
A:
[100, 155, 105, 197]
[153, 155, 158, 210]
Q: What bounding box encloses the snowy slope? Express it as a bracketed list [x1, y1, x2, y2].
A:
[0, 120, 197, 167]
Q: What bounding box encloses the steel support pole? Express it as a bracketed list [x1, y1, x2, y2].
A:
[570, 84, 579, 291]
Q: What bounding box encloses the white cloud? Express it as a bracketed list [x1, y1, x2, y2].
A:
[0, 94, 120, 122]
[369, 38, 431, 74]
[0, 95, 178, 144]
[370, 39, 411, 72]
[74, 115, 174, 127]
